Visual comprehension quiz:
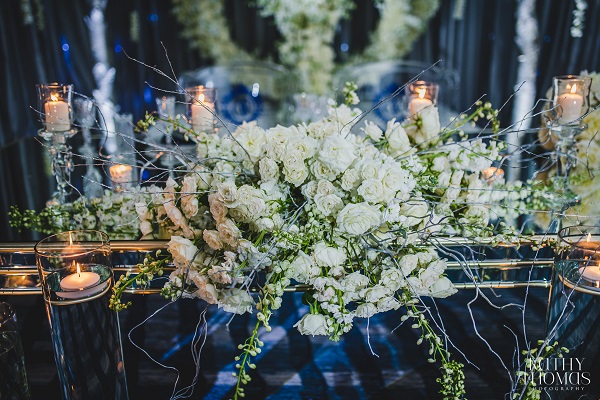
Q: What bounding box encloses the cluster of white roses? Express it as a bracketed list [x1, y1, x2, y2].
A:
[132, 96, 514, 341]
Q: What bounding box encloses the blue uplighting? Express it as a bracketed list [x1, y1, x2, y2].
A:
[144, 87, 152, 104]
[149, 13, 158, 22]
[62, 43, 69, 52]
[115, 44, 123, 53]
[544, 35, 551, 43]
[340, 43, 349, 52]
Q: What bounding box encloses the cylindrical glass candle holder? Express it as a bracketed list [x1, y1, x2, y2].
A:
[37, 83, 74, 132]
[557, 226, 600, 290]
[156, 95, 176, 119]
[34, 230, 128, 400]
[0, 302, 30, 400]
[186, 86, 216, 132]
[552, 75, 591, 124]
[406, 80, 439, 116]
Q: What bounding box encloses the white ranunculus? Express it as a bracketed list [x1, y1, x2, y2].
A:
[294, 313, 328, 336]
[336, 202, 382, 235]
[429, 277, 457, 298]
[218, 181, 238, 206]
[140, 220, 153, 236]
[399, 199, 429, 227]
[259, 157, 280, 182]
[313, 193, 343, 216]
[355, 303, 378, 318]
[313, 241, 347, 268]
[316, 180, 335, 196]
[168, 236, 199, 269]
[317, 135, 356, 172]
[358, 179, 385, 204]
[218, 288, 255, 314]
[362, 121, 383, 142]
[203, 229, 223, 250]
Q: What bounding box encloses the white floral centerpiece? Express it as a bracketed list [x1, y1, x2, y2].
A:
[101, 84, 519, 399]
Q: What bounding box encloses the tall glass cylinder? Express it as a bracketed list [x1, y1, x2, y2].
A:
[186, 86, 216, 133]
[34, 231, 128, 400]
[0, 302, 30, 399]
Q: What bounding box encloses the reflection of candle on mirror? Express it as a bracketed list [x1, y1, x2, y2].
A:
[191, 94, 215, 132]
[409, 88, 433, 116]
[44, 93, 71, 132]
[59, 262, 107, 299]
[62, 232, 84, 255]
[578, 232, 600, 283]
[558, 84, 583, 122]
[481, 167, 505, 184]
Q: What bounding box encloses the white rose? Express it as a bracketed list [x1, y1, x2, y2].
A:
[285, 135, 316, 160]
[218, 181, 238, 206]
[399, 199, 429, 227]
[420, 106, 441, 143]
[310, 160, 338, 181]
[181, 195, 199, 219]
[358, 179, 385, 203]
[140, 220, 153, 236]
[135, 202, 152, 220]
[313, 241, 347, 268]
[341, 168, 360, 191]
[380, 268, 404, 291]
[381, 164, 408, 192]
[316, 286, 336, 302]
[432, 156, 449, 172]
[377, 296, 401, 312]
[196, 282, 218, 304]
[316, 180, 335, 195]
[341, 271, 370, 292]
[209, 193, 228, 222]
[301, 181, 319, 199]
[164, 200, 187, 228]
[218, 288, 254, 314]
[361, 285, 390, 303]
[355, 303, 378, 318]
[399, 254, 419, 276]
[385, 119, 410, 152]
[217, 218, 241, 247]
[288, 251, 319, 282]
[259, 157, 280, 182]
[317, 135, 356, 172]
[419, 259, 447, 287]
[361, 121, 383, 141]
[294, 313, 328, 336]
[358, 160, 380, 180]
[429, 277, 457, 298]
[283, 162, 309, 186]
[203, 229, 223, 250]
[336, 202, 382, 235]
[168, 236, 199, 269]
[313, 193, 343, 216]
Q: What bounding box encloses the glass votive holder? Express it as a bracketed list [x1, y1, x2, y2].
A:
[185, 86, 216, 132]
[552, 75, 591, 124]
[0, 302, 30, 399]
[557, 226, 600, 290]
[36, 83, 74, 132]
[34, 230, 112, 304]
[156, 95, 176, 119]
[406, 80, 439, 116]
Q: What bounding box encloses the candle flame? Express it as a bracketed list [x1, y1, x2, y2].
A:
[161, 96, 167, 110]
[571, 84, 577, 94]
[417, 88, 426, 99]
[198, 94, 205, 103]
[76, 262, 81, 277]
[50, 93, 59, 101]
[69, 232, 73, 246]
[587, 232, 592, 243]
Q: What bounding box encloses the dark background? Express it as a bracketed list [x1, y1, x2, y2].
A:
[0, 0, 599, 241]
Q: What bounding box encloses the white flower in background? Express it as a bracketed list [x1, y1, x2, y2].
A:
[168, 236, 199, 269]
[355, 303, 378, 318]
[362, 120, 383, 142]
[313, 242, 347, 268]
[140, 220, 153, 236]
[294, 313, 328, 336]
[336, 202, 382, 235]
[218, 288, 254, 314]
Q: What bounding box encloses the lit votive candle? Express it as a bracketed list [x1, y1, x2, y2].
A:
[110, 164, 133, 185]
[409, 88, 433, 116]
[481, 167, 504, 183]
[191, 95, 215, 132]
[44, 93, 71, 132]
[58, 263, 107, 299]
[578, 264, 600, 283]
[557, 84, 584, 122]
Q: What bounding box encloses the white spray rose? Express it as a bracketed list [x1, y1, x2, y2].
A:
[355, 303, 378, 318]
[140, 220, 153, 236]
[217, 218, 241, 247]
[399, 199, 429, 227]
[317, 135, 356, 172]
[429, 277, 457, 298]
[259, 157, 280, 182]
[135, 202, 152, 220]
[336, 202, 382, 235]
[203, 229, 223, 250]
[341, 168, 360, 191]
[168, 236, 199, 269]
[294, 313, 329, 336]
[362, 121, 383, 141]
[313, 193, 343, 216]
[358, 179, 385, 204]
[313, 241, 347, 268]
[385, 119, 411, 152]
[218, 288, 255, 314]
